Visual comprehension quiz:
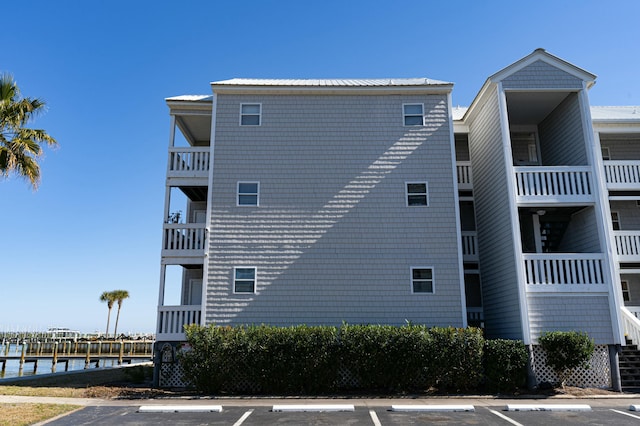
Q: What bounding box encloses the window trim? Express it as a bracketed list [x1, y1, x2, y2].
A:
[234, 266, 257, 294]
[621, 280, 630, 302]
[403, 103, 424, 126]
[406, 181, 429, 207]
[411, 267, 434, 294]
[237, 181, 260, 206]
[611, 211, 621, 230]
[240, 103, 262, 126]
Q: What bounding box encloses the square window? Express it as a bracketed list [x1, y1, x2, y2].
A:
[240, 103, 261, 126]
[406, 182, 428, 206]
[412, 267, 434, 293]
[238, 182, 259, 206]
[234, 267, 256, 293]
[403, 103, 424, 126]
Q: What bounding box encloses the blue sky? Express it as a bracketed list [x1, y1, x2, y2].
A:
[2, 1, 639, 334]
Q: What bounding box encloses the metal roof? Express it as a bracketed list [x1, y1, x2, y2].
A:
[211, 78, 452, 87]
[590, 106, 640, 122]
[165, 95, 213, 102]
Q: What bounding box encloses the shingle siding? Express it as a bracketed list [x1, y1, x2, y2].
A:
[539, 93, 587, 166]
[467, 89, 523, 340]
[206, 93, 464, 326]
[527, 295, 614, 344]
[559, 207, 601, 252]
[502, 60, 584, 89]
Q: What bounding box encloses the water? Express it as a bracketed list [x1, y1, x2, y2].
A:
[0, 343, 152, 379]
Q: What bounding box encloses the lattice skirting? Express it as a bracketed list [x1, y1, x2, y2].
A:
[157, 342, 190, 388]
[156, 343, 614, 390]
[531, 344, 611, 388]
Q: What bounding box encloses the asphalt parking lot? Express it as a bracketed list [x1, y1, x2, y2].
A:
[44, 402, 640, 425]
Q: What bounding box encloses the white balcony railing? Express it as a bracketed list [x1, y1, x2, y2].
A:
[456, 161, 473, 190]
[162, 224, 206, 256]
[514, 166, 594, 204]
[523, 253, 607, 292]
[157, 305, 201, 341]
[613, 230, 640, 262]
[604, 160, 640, 190]
[461, 231, 478, 262]
[167, 147, 210, 178]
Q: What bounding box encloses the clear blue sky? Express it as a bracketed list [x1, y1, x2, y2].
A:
[2, 1, 639, 334]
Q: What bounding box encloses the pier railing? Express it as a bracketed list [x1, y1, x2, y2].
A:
[0, 340, 153, 376]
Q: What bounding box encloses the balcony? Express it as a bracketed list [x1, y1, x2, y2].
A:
[162, 224, 206, 260]
[604, 160, 640, 191]
[157, 305, 201, 341]
[461, 231, 478, 262]
[514, 166, 594, 205]
[457, 161, 473, 190]
[522, 253, 607, 292]
[613, 230, 640, 262]
[167, 147, 210, 185]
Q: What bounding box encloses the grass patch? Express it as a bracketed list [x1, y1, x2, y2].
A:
[0, 385, 86, 398]
[0, 403, 80, 426]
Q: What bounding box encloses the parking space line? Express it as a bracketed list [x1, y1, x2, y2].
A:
[487, 408, 525, 426]
[369, 409, 382, 426]
[232, 409, 254, 426]
[611, 409, 640, 420]
[272, 404, 355, 412]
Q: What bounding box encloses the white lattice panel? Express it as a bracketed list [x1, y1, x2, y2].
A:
[531, 344, 611, 388]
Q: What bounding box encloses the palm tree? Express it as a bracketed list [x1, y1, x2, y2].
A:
[99, 291, 116, 338]
[0, 73, 57, 189]
[112, 290, 130, 338]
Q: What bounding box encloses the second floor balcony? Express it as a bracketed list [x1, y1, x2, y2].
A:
[167, 147, 210, 184]
[522, 253, 607, 293]
[514, 166, 594, 206]
[162, 223, 206, 259]
[604, 160, 640, 191]
[613, 230, 640, 262]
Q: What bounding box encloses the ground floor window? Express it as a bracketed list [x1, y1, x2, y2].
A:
[411, 267, 434, 293]
[234, 267, 256, 293]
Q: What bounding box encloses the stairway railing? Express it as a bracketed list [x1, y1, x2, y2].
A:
[621, 306, 640, 346]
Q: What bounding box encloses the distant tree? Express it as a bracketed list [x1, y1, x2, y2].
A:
[99, 291, 116, 338]
[0, 73, 57, 189]
[112, 290, 130, 338]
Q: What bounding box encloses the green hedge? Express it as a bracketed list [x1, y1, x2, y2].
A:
[179, 324, 527, 394]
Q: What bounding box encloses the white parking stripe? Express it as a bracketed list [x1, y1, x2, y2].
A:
[232, 409, 254, 426]
[369, 409, 382, 426]
[611, 409, 640, 420]
[488, 408, 525, 426]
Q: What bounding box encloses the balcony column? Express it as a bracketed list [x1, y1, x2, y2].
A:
[168, 115, 176, 148]
[157, 264, 166, 309]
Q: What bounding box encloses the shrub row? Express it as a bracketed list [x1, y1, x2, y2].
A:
[179, 324, 528, 394]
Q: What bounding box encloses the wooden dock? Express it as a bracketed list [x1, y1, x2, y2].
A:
[0, 340, 153, 376]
